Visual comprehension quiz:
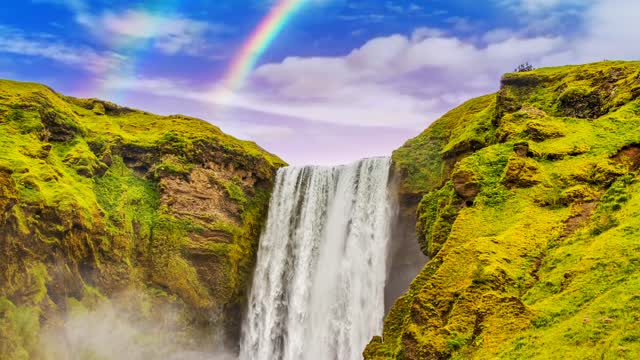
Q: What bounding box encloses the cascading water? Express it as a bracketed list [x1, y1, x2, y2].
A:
[239, 157, 394, 360]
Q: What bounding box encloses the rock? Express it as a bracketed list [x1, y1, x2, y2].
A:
[92, 102, 106, 115]
[101, 151, 113, 167]
[40, 109, 82, 142]
[573, 161, 627, 187]
[611, 144, 640, 171]
[0, 168, 18, 213]
[513, 142, 530, 157]
[503, 156, 541, 188]
[452, 169, 481, 203]
[36, 144, 52, 159]
[557, 86, 604, 119]
[525, 119, 565, 141]
[517, 106, 547, 118]
[367, 61, 640, 360]
[0, 78, 286, 356]
[160, 167, 241, 224]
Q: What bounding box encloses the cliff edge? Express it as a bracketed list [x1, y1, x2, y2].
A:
[366, 61, 640, 359]
[0, 79, 286, 358]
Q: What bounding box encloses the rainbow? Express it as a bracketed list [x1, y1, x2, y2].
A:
[92, 1, 304, 105]
[214, 0, 306, 102]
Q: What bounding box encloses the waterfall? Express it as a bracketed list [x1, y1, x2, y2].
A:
[239, 157, 394, 360]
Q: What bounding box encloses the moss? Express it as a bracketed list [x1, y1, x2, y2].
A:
[223, 177, 248, 208]
[0, 78, 286, 356]
[524, 118, 566, 141]
[446, 332, 472, 352]
[0, 298, 40, 360]
[62, 141, 107, 177]
[392, 94, 497, 195]
[416, 182, 463, 256]
[502, 156, 542, 188]
[92, 102, 105, 115]
[371, 61, 640, 359]
[153, 156, 194, 179]
[495, 179, 640, 359]
[225, 187, 272, 301]
[5, 108, 45, 135]
[589, 174, 635, 235]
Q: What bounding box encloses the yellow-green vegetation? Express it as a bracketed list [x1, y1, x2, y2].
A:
[366, 61, 640, 359]
[0, 297, 40, 360]
[393, 93, 497, 195]
[0, 79, 286, 358]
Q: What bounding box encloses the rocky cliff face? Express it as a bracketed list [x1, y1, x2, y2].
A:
[366, 61, 640, 359]
[0, 80, 285, 359]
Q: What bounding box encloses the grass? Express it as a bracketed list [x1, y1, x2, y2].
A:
[392, 94, 497, 195]
[367, 61, 640, 359]
[0, 298, 40, 360]
[0, 78, 286, 358]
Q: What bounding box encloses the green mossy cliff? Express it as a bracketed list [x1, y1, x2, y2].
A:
[366, 61, 640, 359]
[0, 79, 286, 358]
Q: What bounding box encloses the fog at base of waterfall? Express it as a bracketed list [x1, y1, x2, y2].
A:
[36, 290, 236, 360]
[240, 157, 395, 360]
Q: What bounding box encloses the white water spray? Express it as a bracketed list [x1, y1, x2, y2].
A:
[239, 157, 394, 360]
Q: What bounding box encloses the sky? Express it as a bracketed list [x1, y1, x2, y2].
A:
[1, 0, 639, 165]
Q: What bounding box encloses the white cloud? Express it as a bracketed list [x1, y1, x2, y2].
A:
[0, 25, 124, 73]
[99, 30, 562, 129]
[499, 0, 594, 14]
[577, 0, 640, 60]
[215, 0, 638, 130]
[34, 0, 221, 55]
[89, 0, 640, 132]
[482, 28, 517, 43]
[96, 10, 218, 55]
[411, 27, 447, 41]
[230, 32, 562, 128]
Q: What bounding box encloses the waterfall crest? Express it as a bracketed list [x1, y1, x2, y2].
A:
[239, 157, 394, 360]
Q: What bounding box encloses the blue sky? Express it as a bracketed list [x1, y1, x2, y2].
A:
[1, 0, 638, 165]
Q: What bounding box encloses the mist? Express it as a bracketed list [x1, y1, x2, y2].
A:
[37, 291, 236, 360]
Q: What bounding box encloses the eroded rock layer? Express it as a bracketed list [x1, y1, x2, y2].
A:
[0, 79, 285, 359]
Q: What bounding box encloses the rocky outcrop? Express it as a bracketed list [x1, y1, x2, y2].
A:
[367, 61, 640, 359]
[0, 79, 285, 358]
[502, 155, 541, 188]
[452, 168, 481, 204]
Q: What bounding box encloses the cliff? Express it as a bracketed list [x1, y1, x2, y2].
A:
[366, 61, 640, 359]
[0, 79, 286, 359]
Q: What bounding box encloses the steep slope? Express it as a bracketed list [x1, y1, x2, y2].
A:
[0, 79, 285, 359]
[365, 61, 640, 359]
